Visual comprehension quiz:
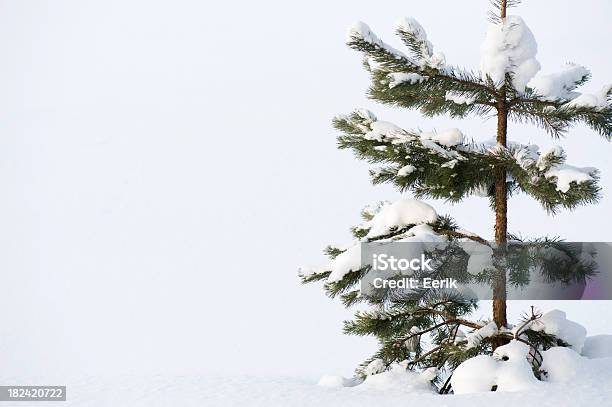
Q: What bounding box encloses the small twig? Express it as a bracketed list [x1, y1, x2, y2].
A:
[408, 345, 443, 366]
[437, 229, 491, 247]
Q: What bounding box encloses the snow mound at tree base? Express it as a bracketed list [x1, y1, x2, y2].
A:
[358, 364, 435, 393]
[582, 335, 612, 359]
[451, 341, 539, 394]
[540, 347, 585, 383]
[451, 342, 611, 396]
[318, 363, 437, 394]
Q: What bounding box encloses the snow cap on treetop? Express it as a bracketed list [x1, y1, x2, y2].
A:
[480, 15, 540, 92]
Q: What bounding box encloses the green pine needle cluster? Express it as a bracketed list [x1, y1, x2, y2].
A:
[334, 109, 601, 213]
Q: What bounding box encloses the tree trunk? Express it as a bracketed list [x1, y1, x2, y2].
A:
[493, 103, 508, 332]
[491, 0, 509, 351]
[500, 0, 507, 19]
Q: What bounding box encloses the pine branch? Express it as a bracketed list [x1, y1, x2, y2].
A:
[509, 92, 612, 139]
[396, 318, 482, 347]
[334, 110, 601, 212]
[436, 229, 491, 247]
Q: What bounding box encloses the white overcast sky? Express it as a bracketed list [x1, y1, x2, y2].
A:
[0, 0, 611, 380]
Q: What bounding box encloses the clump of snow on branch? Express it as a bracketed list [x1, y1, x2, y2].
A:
[364, 199, 438, 238]
[527, 64, 590, 100]
[364, 121, 413, 143]
[360, 199, 438, 238]
[297, 241, 362, 282]
[545, 164, 594, 193]
[360, 123, 467, 164]
[420, 128, 465, 147]
[395, 17, 446, 69]
[348, 109, 467, 150]
[527, 64, 610, 110]
[346, 22, 407, 60]
[564, 84, 612, 110]
[466, 321, 498, 348]
[528, 310, 587, 352]
[419, 139, 466, 161]
[324, 244, 362, 283]
[346, 22, 381, 46]
[535, 145, 564, 170]
[361, 201, 387, 219]
[354, 108, 377, 124]
[397, 164, 417, 177]
[388, 72, 426, 89]
[462, 140, 597, 194]
[445, 91, 477, 105]
[396, 224, 446, 244]
[480, 16, 540, 92]
[396, 17, 432, 55]
[301, 198, 441, 282]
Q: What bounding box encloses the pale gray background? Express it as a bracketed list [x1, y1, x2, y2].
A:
[0, 0, 610, 379]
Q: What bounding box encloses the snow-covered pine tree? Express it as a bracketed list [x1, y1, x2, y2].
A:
[301, 0, 609, 388]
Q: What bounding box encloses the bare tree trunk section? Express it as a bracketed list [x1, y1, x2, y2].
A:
[500, 0, 507, 19]
[489, 0, 510, 351]
[492, 96, 509, 348]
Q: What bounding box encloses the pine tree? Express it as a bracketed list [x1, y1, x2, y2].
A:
[301, 0, 609, 389]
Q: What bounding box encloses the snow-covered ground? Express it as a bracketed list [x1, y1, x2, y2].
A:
[2, 361, 611, 407]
